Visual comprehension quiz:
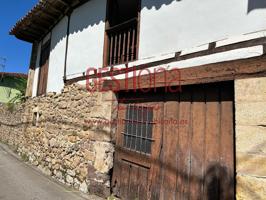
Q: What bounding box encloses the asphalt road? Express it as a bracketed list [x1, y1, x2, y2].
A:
[0, 145, 102, 200]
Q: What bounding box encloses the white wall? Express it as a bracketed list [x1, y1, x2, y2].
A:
[139, 0, 266, 59]
[31, 0, 266, 96]
[32, 0, 107, 95]
[66, 0, 106, 76]
[47, 16, 68, 93]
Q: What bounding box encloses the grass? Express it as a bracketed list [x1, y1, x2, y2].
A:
[21, 153, 29, 162]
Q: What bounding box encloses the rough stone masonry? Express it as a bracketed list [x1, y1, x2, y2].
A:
[234, 77, 266, 200]
[0, 83, 116, 197]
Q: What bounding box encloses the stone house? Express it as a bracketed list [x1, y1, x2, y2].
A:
[2, 0, 266, 199]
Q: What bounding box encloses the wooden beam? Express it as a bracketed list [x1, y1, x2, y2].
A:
[57, 0, 70, 7]
[101, 55, 266, 91]
[32, 9, 55, 28]
[41, 10, 60, 21]
[70, 0, 81, 7]
[65, 37, 266, 85]
[70, 0, 90, 10]
[43, 1, 64, 15]
[24, 26, 43, 36]
[31, 19, 50, 31]
[26, 68, 35, 97]
[16, 32, 39, 42]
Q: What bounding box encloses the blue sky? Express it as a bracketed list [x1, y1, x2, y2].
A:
[0, 0, 38, 74]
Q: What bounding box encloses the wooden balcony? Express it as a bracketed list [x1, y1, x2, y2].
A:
[106, 18, 138, 66]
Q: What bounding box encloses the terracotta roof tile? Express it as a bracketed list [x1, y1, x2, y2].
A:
[0, 72, 28, 79]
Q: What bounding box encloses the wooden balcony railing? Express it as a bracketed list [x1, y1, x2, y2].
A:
[106, 18, 138, 66]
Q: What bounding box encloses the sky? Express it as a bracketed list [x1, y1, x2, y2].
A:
[0, 0, 38, 74]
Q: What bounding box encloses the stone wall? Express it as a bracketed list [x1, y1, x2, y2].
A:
[0, 84, 116, 197]
[235, 77, 266, 199]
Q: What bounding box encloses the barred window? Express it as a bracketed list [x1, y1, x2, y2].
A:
[123, 105, 154, 154]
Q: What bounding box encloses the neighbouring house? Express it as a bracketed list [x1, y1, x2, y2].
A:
[0, 72, 27, 103]
[2, 0, 265, 199]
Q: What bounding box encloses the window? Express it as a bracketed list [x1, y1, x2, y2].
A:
[104, 0, 140, 66]
[123, 105, 154, 154]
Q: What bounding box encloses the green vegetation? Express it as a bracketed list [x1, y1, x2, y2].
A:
[21, 153, 29, 162]
[0, 75, 27, 111]
[107, 195, 117, 200]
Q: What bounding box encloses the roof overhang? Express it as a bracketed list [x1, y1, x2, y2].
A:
[10, 0, 89, 43]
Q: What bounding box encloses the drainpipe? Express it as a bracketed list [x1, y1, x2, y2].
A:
[63, 11, 72, 83]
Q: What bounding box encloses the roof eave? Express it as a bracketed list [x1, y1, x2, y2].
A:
[10, 0, 90, 43]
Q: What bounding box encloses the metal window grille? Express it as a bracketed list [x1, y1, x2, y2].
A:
[123, 105, 154, 154]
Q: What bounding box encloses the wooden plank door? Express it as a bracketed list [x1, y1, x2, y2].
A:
[159, 82, 235, 200]
[112, 82, 235, 200]
[112, 92, 164, 200]
[37, 40, 50, 96]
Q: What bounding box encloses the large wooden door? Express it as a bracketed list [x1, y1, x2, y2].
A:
[112, 81, 235, 200]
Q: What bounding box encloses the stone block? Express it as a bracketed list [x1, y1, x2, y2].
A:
[67, 169, 76, 177]
[88, 180, 111, 198]
[79, 181, 88, 194]
[236, 152, 266, 177]
[236, 125, 266, 154]
[76, 165, 87, 182]
[54, 170, 63, 179]
[49, 138, 58, 147]
[73, 178, 81, 189]
[235, 77, 266, 102]
[101, 91, 114, 102]
[66, 175, 74, 184]
[83, 150, 95, 161]
[235, 102, 266, 126]
[93, 142, 114, 174]
[81, 130, 112, 142]
[236, 175, 266, 200]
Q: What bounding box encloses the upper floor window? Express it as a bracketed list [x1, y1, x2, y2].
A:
[104, 0, 140, 66]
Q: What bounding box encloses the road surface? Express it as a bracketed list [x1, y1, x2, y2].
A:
[0, 144, 102, 200]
